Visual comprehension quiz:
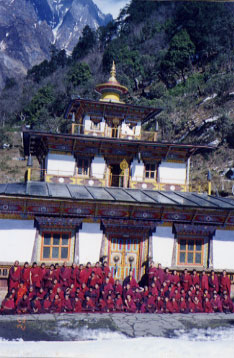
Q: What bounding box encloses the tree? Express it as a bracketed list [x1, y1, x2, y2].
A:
[72, 26, 97, 61]
[160, 29, 195, 86]
[67, 63, 92, 87]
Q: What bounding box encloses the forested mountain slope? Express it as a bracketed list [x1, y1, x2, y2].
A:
[0, 1, 234, 194]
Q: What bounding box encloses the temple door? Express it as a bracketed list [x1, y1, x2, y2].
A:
[108, 237, 140, 281]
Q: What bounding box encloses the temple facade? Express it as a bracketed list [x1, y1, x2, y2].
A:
[0, 63, 234, 288]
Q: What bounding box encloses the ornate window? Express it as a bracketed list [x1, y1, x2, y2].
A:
[145, 163, 156, 179]
[41, 232, 71, 261]
[77, 158, 89, 176]
[178, 238, 203, 265]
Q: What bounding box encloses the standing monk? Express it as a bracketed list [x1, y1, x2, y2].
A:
[8, 260, 21, 292]
[59, 262, 71, 289]
[200, 270, 209, 292]
[21, 262, 31, 289]
[220, 271, 231, 297]
[30, 262, 41, 290]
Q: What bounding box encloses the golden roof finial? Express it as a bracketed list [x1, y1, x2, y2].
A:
[109, 61, 117, 82]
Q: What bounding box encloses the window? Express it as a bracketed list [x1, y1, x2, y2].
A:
[41, 233, 71, 261]
[77, 159, 89, 176]
[178, 238, 203, 265]
[145, 164, 156, 179]
[91, 121, 101, 130]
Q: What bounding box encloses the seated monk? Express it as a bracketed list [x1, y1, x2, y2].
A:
[222, 294, 234, 313]
[73, 297, 83, 313]
[1, 294, 15, 315]
[171, 297, 179, 313]
[106, 295, 115, 312]
[115, 293, 123, 312]
[155, 296, 164, 314]
[42, 295, 52, 313]
[31, 296, 42, 314]
[193, 296, 203, 313]
[62, 294, 73, 313]
[84, 296, 96, 312]
[125, 294, 137, 313]
[179, 297, 188, 313]
[16, 282, 27, 305]
[17, 294, 30, 314]
[210, 293, 222, 312]
[98, 298, 107, 312]
[51, 294, 62, 313]
[164, 297, 173, 314]
[146, 293, 156, 313]
[203, 297, 213, 313]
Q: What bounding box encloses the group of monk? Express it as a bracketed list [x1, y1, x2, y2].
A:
[0, 260, 233, 315]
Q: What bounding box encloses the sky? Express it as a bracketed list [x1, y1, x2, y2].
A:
[93, 0, 130, 18]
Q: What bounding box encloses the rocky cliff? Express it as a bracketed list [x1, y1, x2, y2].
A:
[0, 0, 112, 89]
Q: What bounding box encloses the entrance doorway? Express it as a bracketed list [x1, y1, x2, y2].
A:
[108, 237, 141, 280]
[110, 164, 123, 187]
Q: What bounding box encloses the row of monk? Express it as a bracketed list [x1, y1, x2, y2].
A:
[0, 260, 233, 314]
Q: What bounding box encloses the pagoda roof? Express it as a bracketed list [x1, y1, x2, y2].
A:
[65, 98, 162, 124]
[22, 128, 214, 159]
[0, 182, 234, 210]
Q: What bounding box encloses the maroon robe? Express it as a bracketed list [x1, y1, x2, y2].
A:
[9, 266, 21, 291]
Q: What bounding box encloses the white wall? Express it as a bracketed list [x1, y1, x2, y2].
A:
[0, 219, 36, 263]
[213, 229, 234, 270]
[91, 155, 106, 179]
[46, 153, 76, 176]
[83, 115, 91, 130]
[78, 223, 103, 264]
[152, 226, 174, 267]
[158, 161, 186, 184]
[131, 159, 144, 181]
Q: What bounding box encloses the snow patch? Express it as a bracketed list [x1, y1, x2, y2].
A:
[204, 116, 219, 123]
[202, 94, 217, 103]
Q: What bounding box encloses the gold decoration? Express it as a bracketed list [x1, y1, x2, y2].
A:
[120, 159, 129, 171]
[112, 118, 120, 126]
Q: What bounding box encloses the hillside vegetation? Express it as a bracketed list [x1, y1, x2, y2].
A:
[0, 1, 234, 194]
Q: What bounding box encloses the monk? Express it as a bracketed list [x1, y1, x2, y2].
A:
[106, 295, 115, 312]
[193, 296, 203, 313]
[39, 263, 47, 288]
[51, 294, 62, 313]
[44, 264, 55, 289]
[21, 262, 31, 288]
[179, 296, 187, 313]
[74, 297, 83, 313]
[200, 270, 209, 292]
[171, 270, 180, 286]
[102, 261, 110, 277]
[180, 269, 191, 292]
[164, 297, 173, 313]
[191, 270, 200, 286]
[16, 282, 27, 305]
[70, 263, 79, 286]
[209, 270, 219, 293]
[156, 263, 165, 285]
[62, 294, 73, 313]
[93, 262, 103, 279]
[42, 295, 52, 313]
[210, 293, 222, 312]
[203, 297, 213, 313]
[84, 296, 95, 312]
[31, 296, 42, 314]
[17, 294, 30, 314]
[125, 294, 137, 313]
[9, 260, 21, 291]
[222, 293, 233, 313]
[220, 271, 231, 297]
[30, 262, 41, 290]
[115, 293, 123, 312]
[59, 262, 71, 289]
[148, 261, 157, 284]
[1, 294, 15, 315]
[155, 296, 164, 313]
[171, 297, 179, 313]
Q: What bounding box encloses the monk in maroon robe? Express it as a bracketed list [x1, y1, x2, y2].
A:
[115, 294, 123, 312]
[171, 297, 179, 313]
[59, 262, 71, 288]
[30, 262, 41, 289]
[210, 293, 222, 312]
[31, 296, 42, 314]
[156, 264, 165, 285]
[17, 294, 30, 314]
[148, 261, 157, 284]
[125, 294, 137, 313]
[209, 270, 219, 293]
[9, 260, 21, 291]
[179, 297, 188, 313]
[62, 295, 73, 313]
[200, 270, 209, 292]
[191, 270, 200, 286]
[1, 294, 15, 315]
[203, 297, 213, 313]
[171, 270, 180, 286]
[21, 262, 31, 288]
[222, 294, 233, 313]
[155, 296, 164, 313]
[220, 271, 231, 297]
[180, 269, 191, 292]
[74, 297, 83, 313]
[164, 297, 173, 313]
[44, 264, 55, 289]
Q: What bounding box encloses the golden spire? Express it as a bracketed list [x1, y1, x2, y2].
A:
[109, 61, 117, 83]
[95, 61, 128, 103]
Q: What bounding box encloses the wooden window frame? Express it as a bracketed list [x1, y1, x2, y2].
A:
[77, 158, 90, 177]
[40, 232, 71, 262]
[177, 237, 204, 266]
[144, 163, 156, 180]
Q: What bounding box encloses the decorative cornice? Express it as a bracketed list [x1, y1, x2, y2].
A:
[174, 223, 217, 236]
[35, 216, 83, 229]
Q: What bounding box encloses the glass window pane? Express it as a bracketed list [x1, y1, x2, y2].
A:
[145, 172, 149, 178]
[53, 234, 60, 246]
[52, 247, 59, 258]
[61, 247, 68, 259]
[196, 241, 202, 251]
[188, 240, 194, 251]
[187, 252, 193, 263]
[43, 247, 50, 259]
[180, 240, 186, 251]
[150, 172, 155, 179]
[179, 252, 185, 263]
[44, 234, 51, 246]
[195, 253, 202, 264]
[146, 164, 150, 171]
[62, 234, 69, 245]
